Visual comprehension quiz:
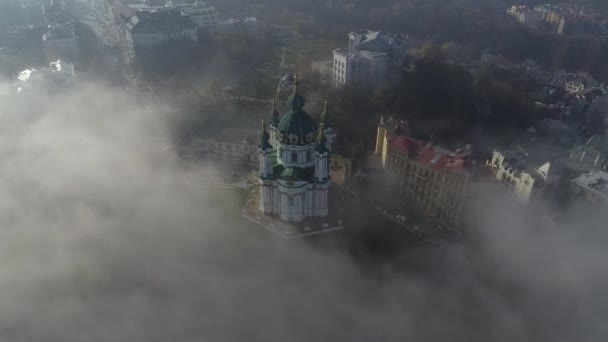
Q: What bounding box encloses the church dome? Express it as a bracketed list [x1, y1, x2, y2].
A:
[277, 108, 318, 146]
[276, 76, 317, 146]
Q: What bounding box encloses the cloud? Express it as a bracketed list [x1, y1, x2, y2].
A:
[0, 83, 606, 342]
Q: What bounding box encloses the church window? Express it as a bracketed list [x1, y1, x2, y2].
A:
[291, 151, 298, 163]
[288, 196, 294, 207]
[306, 132, 314, 143]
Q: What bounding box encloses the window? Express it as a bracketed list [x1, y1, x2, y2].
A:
[288, 196, 294, 207]
[307, 149, 312, 161]
[291, 152, 298, 163]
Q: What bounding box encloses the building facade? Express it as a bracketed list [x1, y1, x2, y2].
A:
[333, 30, 407, 87]
[175, 1, 218, 31]
[13, 59, 76, 94]
[375, 117, 471, 229]
[215, 17, 259, 35]
[569, 134, 608, 171]
[127, 10, 197, 50]
[487, 150, 551, 204]
[192, 136, 259, 165]
[257, 77, 335, 222]
[507, 4, 608, 36]
[571, 170, 608, 205]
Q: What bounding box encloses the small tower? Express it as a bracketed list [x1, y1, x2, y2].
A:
[320, 101, 337, 152]
[269, 98, 280, 147]
[314, 123, 331, 217]
[258, 120, 274, 214]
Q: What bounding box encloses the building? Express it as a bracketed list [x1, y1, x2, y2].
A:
[191, 136, 259, 165]
[487, 149, 552, 204]
[571, 170, 608, 204]
[550, 70, 599, 95]
[43, 0, 69, 24]
[175, 1, 217, 31]
[507, 4, 608, 36]
[215, 17, 259, 35]
[126, 10, 197, 50]
[13, 59, 76, 94]
[569, 134, 608, 171]
[42, 22, 79, 62]
[374, 117, 471, 229]
[255, 76, 335, 222]
[332, 30, 407, 87]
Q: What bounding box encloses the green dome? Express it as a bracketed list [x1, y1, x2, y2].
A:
[276, 75, 318, 146]
[287, 92, 306, 109]
[277, 108, 318, 146]
[287, 74, 306, 110]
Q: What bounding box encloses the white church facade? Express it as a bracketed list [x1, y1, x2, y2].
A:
[256, 77, 336, 223]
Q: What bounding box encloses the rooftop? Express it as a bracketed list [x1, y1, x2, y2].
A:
[350, 30, 407, 54]
[572, 170, 608, 200]
[128, 10, 195, 33]
[382, 116, 471, 173]
[533, 3, 606, 24]
[42, 23, 75, 40]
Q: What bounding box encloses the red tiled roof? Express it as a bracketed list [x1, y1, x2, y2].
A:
[389, 134, 469, 173]
[390, 136, 420, 154]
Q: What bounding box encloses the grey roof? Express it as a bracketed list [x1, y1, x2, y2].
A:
[352, 30, 406, 54]
[43, 23, 75, 40]
[572, 171, 608, 199]
[128, 10, 195, 33]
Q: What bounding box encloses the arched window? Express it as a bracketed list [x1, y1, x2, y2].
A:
[291, 151, 298, 163]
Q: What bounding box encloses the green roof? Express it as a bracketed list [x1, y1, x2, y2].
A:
[258, 122, 272, 150]
[315, 123, 330, 153]
[275, 75, 321, 146]
[320, 101, 333, 129]
[277, 108, 318, 145]
[269, 99, 280, 127]
[288, 92, 306, 109]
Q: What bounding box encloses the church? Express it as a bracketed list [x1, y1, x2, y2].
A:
[256, 75, 336, 222]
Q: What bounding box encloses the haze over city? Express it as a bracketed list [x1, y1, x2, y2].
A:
[1, 1, 608, 341]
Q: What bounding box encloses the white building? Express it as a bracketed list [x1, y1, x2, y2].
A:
[257, 77, 335, 222]
[191, 136, 259, 165]
[215, 17, 259, 35]
[332, 30, 407, 87]
[127, 10, 197, 50]
[175, 1, 218, 31]
[13, 59, 76, 94]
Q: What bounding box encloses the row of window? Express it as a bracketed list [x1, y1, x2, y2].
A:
[278, 148, 314, 163]
[200, 142, 251, 153]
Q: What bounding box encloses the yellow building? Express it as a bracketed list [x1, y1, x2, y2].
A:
[487, 150, 550, 204]
[375, 117, 472, 230]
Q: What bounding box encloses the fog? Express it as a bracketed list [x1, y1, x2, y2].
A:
[0, 84, 606, 341]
